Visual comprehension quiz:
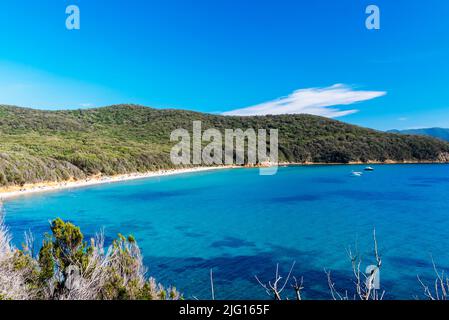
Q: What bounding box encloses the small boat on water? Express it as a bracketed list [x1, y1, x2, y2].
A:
[351, 171, 363, 177]
[364, 166, 374, 171]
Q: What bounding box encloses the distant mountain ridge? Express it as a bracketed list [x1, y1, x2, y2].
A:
[388, 128, 449, 142]
[0, 104, 448, 188]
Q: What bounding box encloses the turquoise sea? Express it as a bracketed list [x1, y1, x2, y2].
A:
[3, 164, 449, 300]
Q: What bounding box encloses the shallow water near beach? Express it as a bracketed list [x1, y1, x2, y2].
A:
[3, 164, 449, 299]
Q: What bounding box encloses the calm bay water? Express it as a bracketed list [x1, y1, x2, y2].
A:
[3, 164, 449, 299]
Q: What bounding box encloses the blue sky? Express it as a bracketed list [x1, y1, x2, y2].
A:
[0, 0, 448, 130]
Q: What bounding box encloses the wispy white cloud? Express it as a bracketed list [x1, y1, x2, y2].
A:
[222, 84, 386, 118]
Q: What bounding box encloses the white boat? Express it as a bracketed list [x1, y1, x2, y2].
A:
[351, 171, 363, 177]
[364, 166, 374, 171]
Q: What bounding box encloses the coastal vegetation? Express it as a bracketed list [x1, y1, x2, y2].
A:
[0, 104, 448, 188]
[0, 216, 181, 300]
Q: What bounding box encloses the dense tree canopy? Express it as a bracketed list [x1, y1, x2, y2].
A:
[0, 104, 447, 187]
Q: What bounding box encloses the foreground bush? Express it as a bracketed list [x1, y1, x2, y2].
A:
[0, 216, 181, 300]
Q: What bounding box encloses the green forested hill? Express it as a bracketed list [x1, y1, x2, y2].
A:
[388, 128, 449, 142]
[0, 104, 448, 187]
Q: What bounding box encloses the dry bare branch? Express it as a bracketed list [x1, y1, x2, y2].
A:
[255, 261, 298, 300]
[418, 256, 449, 300]
[326, 229, 384, 300]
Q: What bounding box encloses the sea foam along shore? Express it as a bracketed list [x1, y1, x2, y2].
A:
[0, 166, 239, 200]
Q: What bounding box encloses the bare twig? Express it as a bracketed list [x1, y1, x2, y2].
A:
[418, 256, 449, 300]
[292, 276, 304, 301]
[255, 261, 298, 300]
[326, 229, 384, 300]
[210, 269, 215, 300]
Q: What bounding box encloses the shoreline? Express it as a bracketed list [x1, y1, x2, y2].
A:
[0, 161, 447, 200]
[0, 166, 238, 200]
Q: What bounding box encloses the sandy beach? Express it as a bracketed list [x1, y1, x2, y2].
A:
[0, 166, 238, 200]
[1, 161, 446, 200]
